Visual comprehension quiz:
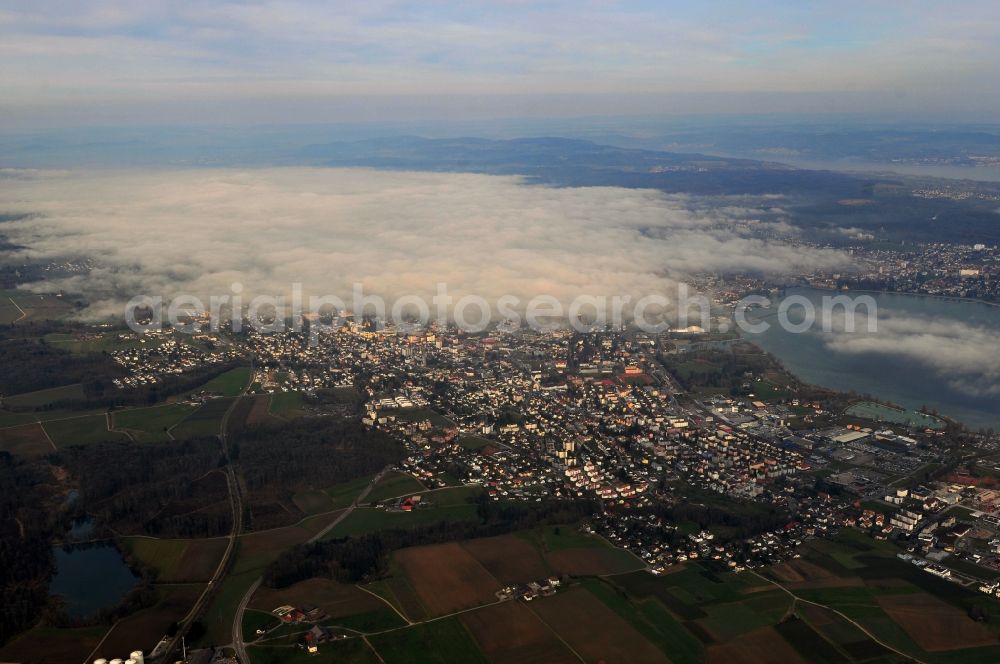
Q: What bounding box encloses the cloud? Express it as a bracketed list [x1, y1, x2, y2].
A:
[820, 308, 1000, 397]
[1, 167, 849, 320]
[2, 1, 1000, 123]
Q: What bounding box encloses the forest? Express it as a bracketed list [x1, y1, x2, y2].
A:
[59, 438, 233, 538]
[234, 417, 404, 530]
[0, 453, 60, 646]
[0, 335, 121, 397]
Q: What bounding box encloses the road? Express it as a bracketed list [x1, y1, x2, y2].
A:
[231, 467, 391, 663]
[157, 362, 252, 663]
[749, 570, 928, 664]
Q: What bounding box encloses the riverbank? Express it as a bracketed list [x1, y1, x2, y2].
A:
[738, 287, 1000, 432]
[799, 284, 1000, 309]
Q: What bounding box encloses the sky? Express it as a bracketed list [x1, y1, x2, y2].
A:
[2, 1, 999, 127]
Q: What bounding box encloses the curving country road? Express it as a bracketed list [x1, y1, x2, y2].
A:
[231, 467, 391, 663]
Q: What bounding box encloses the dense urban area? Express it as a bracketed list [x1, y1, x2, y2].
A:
[2, 251, 1000, 664]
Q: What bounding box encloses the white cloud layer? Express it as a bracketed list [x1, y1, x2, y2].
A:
[820, 309, 1000, 398]
[2, 167, 849, 319]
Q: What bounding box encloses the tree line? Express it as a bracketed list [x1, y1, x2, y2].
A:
[263, 495, 599, 588]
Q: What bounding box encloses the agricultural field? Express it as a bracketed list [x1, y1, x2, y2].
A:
[43, 331, 138, 355]
[43, 412, 129, 447]
[246, 394, 279, 426]
[877, 593, 997, 652]
[459, 600, 577, 664]
[599, 564, 841, 663]
[0, 297, 22, 324]
[760, 529, 1000, 663]
[395, 542, 500, 616]
[706, 626, 807, 664]
[366, 569, 430, 623]
[460, 534, 551, 585]
[366, 472, 426, 503]
[291, 489, 335, 515]
[112, 403, 198, 442]
[95, 584, 207, 658]
[0, 409, 40, 428]
[2, 291, 76, 323]
[0, 625, 108, 664]
[248, 638, 381, 664]
[268, 390, 304, 417]
[530, 585, 669, 663]
[249, 577, 386, 620]
[228, 523, 1000, 663]
[121, 536, 228, 583]
[196, 514, 335, 647]
[324, 474, 378, 509]
[0, 422, 53, 456]
[169, 397, 236, 439]
[367, 617, 487, 664]
[520, 525, 644, 576]
[199, 367, 251, 397]
[322, 502, 481, 538]
[3, 382, 85, 408]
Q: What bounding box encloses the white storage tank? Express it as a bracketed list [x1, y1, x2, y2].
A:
[130, 652, 145, 664]
[110, 659, 123, 664]
[125, 659, 136, 664]
[94, 659, 108, 664]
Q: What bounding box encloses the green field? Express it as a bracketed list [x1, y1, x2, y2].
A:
[749, 378, 791, 401]
[0, 410, 42, 428]
[122, 536, 228, 583]
[366, 472, 427, 503]
[387, 407, 452, 427]
[197, 566, 262, 647]
[3, 383, 86, 408]
[845, 400, 946, 429]
[200, 367, 251, 397]
[197, 515, 336, 647]
[291, 489, 335, 515]
[456, 435, 493, 450]
[112, 403, 198, 442]
[170, 397, 237, 439]
[323, 503, 481, 539]
[0, 298, 22, 324]
[325, 606, 408, 632]
[242, 609, 281, 643]
[324, 475, 378, 509]
[582, 577, 704, 663]
[368, 617, 487, 664]
[248, 637, 380, 664]
[42, 331, 144, 355]
[43, 413, 129, 447]
[1, 291, 76, 323]
[773, 530, 1000, 663]
[269, 391, 305, 416]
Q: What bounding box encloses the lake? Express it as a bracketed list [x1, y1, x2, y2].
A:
[742, 288, 1000, 431]
[49, 543, 139, 619]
